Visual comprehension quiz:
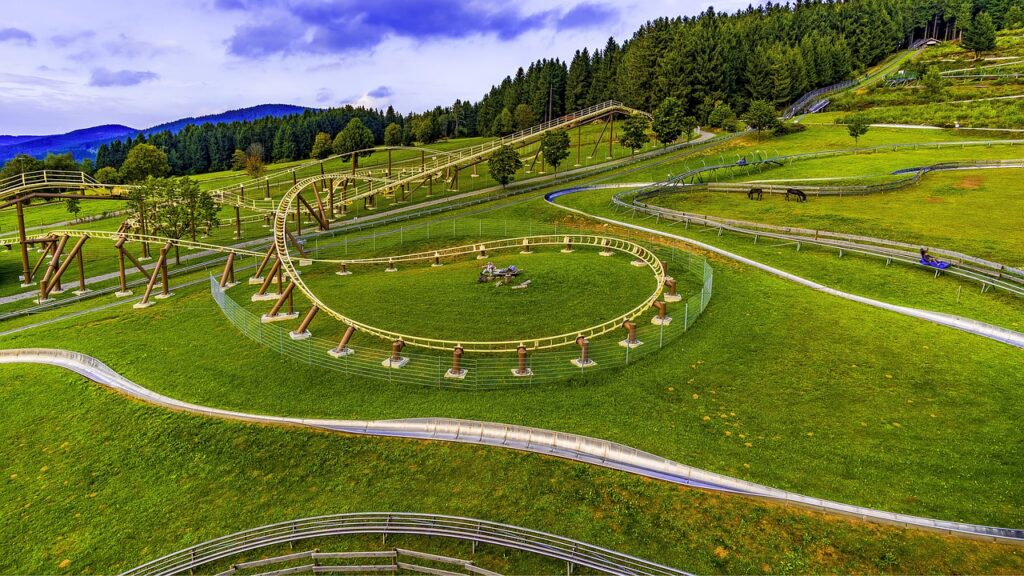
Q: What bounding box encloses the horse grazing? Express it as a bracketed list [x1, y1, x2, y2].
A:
[747, 188, 764, 201]
[785, 188, 807, 202]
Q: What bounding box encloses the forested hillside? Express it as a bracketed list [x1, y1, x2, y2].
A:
[12, 0, 1020, 179]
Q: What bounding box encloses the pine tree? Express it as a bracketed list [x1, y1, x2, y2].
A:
[964, 12, 997, 57]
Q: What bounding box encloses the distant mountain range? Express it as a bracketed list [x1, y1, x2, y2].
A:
[0, 104, 311, 164]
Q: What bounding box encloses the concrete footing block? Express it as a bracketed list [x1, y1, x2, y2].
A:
[72, 289, 90, 296]
[431, 263, 443, 268]
[631, 259, 647, 267]
[248, 276, 265, 285]
[651, 316, 673, 326]
[251, 292, 280, 302]
[114, 290, 134, 298]
[221, 282, 239, 290]
[33, 298, 49, 305]
[335, 270, 352, 276]
[289, 330, 312, 341]
[382, 356, 409, 368]
[520, 250, 533, 255]
[571, 358, 597, 368]
[298, 259, 312, 267]
[600, 250, 614, 257]
[328, 347, 354, 358]
[385, 267, 398, 273]
[664, 293, 682, 303]
[49, 288, 65, 295]
[133, 301, 155, 309]
[261, 312, 299, 324]
[20, 282, 33, 288]
[511, 368, 534, 377]
[445, 368, 468, 380]
[619, 339, 644, 349]
[155, 292, 174, 300]
[561, 249, 575, 254]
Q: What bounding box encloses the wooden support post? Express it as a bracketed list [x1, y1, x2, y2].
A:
[387, 149, 392, 178]
[135, 242, 171, 308]
[120, 243, 150, 277]
[40, 235, 69, 299]
[286, 231, 308, 258]
[328, 179, 335, 220]
[234, 205, 241, 238]
[256, 259, 281, 296]
[139, 207, 150, 259]
[115, 239, 129, 295]
[220, 253, 236, 287]
[608, 113, 614, 159]
[311, 182, 328, 228]
[267, 282, 296, 317]
[298, 192, 328, 230]
[264, 179, 270, 199]
[588, 119, 608, 160]
[253, 244, 275, 280]
[291, 305, 319, 339]
[16, 199, 31, 285]
[75, 249, 86, 293]
[30, 237, 56, 280]
[330, 325, 356, 357]
[295, 196, 302, 235]
[575, 124, 582, 166]
[43, 235, 87, 300]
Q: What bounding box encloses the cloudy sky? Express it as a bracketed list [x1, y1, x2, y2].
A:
[0, 0, 749, 135]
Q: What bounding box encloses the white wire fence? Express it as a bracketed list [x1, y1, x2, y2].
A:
[122, 512, 692, 576]
[213, 237, 711, 389]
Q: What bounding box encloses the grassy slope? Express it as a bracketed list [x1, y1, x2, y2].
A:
[557, 185, 1023, 330]
[4, 365, 1022, 574]
[301, 248, 655, 341]
[3, 226, 1021, 529]
[652, 168, 1024, 265]
[820, 34, 1024, 128]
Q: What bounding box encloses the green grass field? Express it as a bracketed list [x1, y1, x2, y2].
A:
[2, 88, 1023, 574]
[301, 247, 656, 341]
[5, 365, 1022, 574]
[651, 168, 1024, 265]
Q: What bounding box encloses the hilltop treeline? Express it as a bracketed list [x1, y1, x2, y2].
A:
[95, 107, 390, 175]
[74, 0, 1015, 178]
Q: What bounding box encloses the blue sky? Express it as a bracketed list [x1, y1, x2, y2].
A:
[0, 1, 748, 135]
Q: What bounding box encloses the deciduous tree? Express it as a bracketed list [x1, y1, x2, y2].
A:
[487, 145, 523, 187]
[651, 97, 683, 146]
[311, 132, 333, 159]
[619, 115, 650, 156]
[743, 100, 780, 140]
[845, 114, 871, 145]
[384, 123, 403, 147]
[119, 144, 170, 183]
[540, 131, 570, 172]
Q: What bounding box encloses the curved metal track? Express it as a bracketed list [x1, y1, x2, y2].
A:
[272, 232, 666, 352]
[610, 155, 1024, 296]
[123, 512, 690, 576]
[1, 348, 1020, 544]
[545, 187, 1024, 349]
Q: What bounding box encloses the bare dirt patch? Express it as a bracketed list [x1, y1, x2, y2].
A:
[955, 177, 983, 190]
